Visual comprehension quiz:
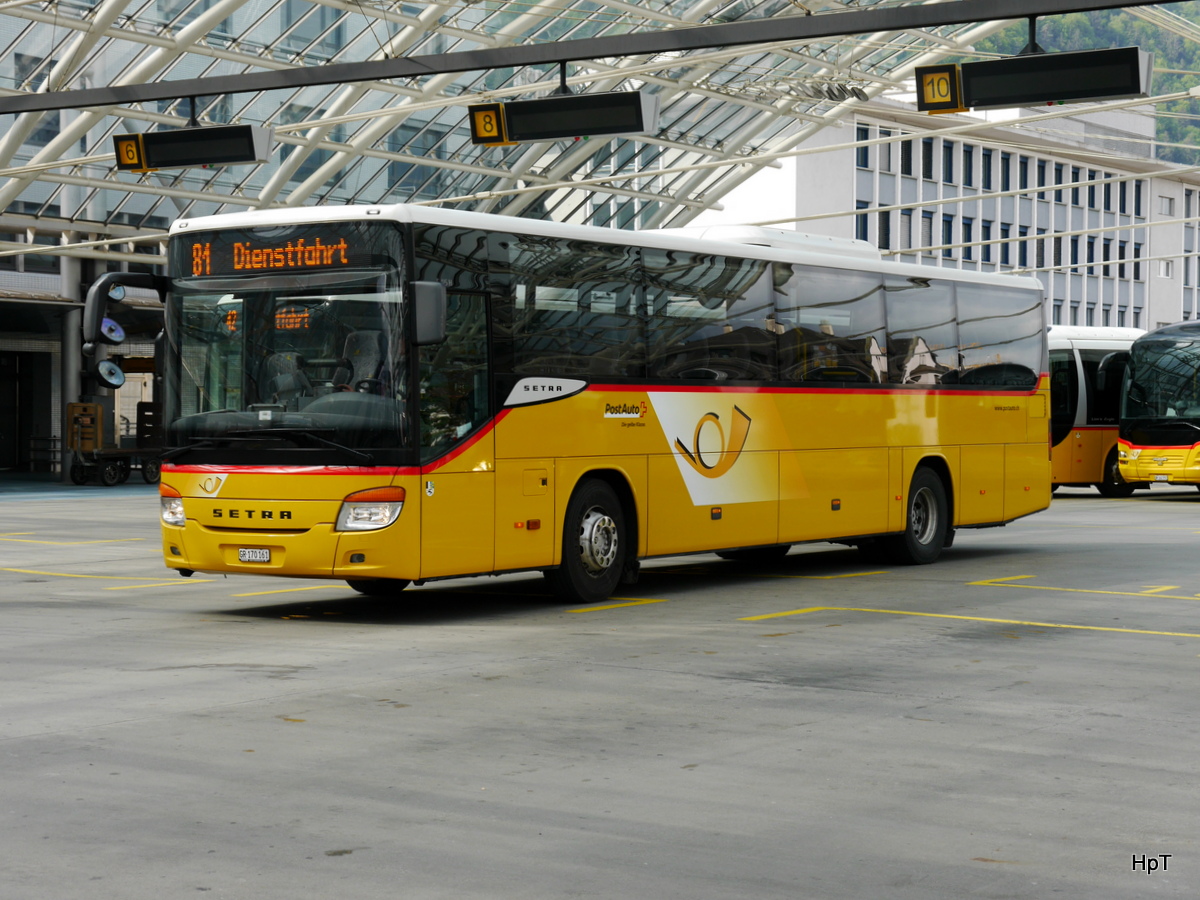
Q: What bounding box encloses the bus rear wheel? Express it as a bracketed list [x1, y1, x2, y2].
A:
[882, 467, 949, 565]
[346, 578, 411, 597]
[546, 478, 626, 605]
[1097, 449, 1135, 498]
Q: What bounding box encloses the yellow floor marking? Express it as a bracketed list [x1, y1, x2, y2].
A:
[104, 580, 212, 590]
[1140, 586, 1180, 594]
[0, 537, 144, 545]
[568, 598, 668, 613]
[1, 567, 187, 581]
[740, 606, 827, 621]
[231, 585, 354, 597]
[970, 575, 1200, 603]
[738, 606, 1200, 638]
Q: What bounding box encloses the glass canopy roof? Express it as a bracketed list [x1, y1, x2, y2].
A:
[0, 0, 1010, 251]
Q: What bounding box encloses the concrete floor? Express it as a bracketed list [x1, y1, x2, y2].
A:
[1, 481, 1196, 898]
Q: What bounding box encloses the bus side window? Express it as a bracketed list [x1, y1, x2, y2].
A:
[644, 250, 775, 381]
[956, 283, 1042, 389]
[1082, 349, 1127, 425]
[884, 277, 959, 385]
[775, 265, 885, 383]
[490, 234, 643, 379]
[1047, 349, 1078, 446]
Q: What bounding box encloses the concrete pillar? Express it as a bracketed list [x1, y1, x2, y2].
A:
[59, 249, 81, 482]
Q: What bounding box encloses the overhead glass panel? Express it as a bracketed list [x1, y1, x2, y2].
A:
[0, 0, 1011, 262]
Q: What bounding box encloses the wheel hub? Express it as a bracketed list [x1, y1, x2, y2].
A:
[578, 506, 618, 575]
[911, 486, 937, 544]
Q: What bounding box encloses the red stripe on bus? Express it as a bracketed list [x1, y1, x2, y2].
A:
[163, 464, 419, 476]
[421, 408, 512, 473]
[588, 379, 1049, 398]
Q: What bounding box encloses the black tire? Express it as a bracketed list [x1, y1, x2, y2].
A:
[100, 460, 124, 487]
[546, 478, 626, 604]
[346, 578, 411, 597]
[716, 544, 791, 562]
[69, 462, 90, 485]
[881, 467, 949, 565]
[141, 457, 161, 484]
[115, 458, 132, 484]
[1096, 449, 1135, 498]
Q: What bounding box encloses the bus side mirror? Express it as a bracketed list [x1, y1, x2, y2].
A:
[413, 281, 447, 345]
[82, 271, 169, 391]
[82, 271, 169, 354]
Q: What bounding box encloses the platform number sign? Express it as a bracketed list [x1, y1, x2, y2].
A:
[915, 64, 966, 114]
[468, 103, 515, 146]
[113, 133, 154, 172]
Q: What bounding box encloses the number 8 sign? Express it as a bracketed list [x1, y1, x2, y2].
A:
[467, 103, 515, 146]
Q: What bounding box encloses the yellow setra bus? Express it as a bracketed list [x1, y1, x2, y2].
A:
[1119, 321, 1200, 489]
[132, 205, 1050, 603]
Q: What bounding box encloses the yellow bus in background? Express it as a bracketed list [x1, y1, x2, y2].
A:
[133, 205, 1050, 604]
[1047, 325, 1144, 496]
[1119, 322, 1200, 489]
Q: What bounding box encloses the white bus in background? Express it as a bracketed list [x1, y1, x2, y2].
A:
[1048, 325, 1145, 496]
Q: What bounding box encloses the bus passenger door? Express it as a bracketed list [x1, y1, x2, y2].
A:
[417, 293, 495, 579]
[1048, 348, 1080, 484]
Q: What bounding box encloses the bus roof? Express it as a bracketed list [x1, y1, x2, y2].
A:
[170, 203, 1044, 294]
[1047, 325, 1146, 344]
[1132, 321, 1200, 342]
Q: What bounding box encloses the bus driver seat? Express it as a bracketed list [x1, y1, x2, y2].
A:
[334, 330, 386, 392]
[261, 351, 312, 406]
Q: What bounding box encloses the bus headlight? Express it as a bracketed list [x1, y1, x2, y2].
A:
[160, 484, 185, 526]
[336, 487, 406, 531]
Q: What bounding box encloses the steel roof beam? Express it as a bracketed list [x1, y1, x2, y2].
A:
[0, 0, 1181, 115]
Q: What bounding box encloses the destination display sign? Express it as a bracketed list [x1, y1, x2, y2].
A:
[172, 223, 400, 279]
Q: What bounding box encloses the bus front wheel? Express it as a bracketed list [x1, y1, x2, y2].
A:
[1097, 450, 1136, 498]
[346, 578, 411, 597]
[546, 478, 626, 605]
[883, 467, 949, 565]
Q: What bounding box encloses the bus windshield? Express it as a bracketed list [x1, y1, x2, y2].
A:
[1123, 337, 1200, 423]
[164, 221, 410, 462]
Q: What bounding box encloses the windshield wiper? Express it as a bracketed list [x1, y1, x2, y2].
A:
[160, 439, 216, 462]
[1130, 418, 1200, 432]
[225, 427, 374, 463]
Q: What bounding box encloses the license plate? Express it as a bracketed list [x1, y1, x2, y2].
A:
[238, 548, 271, 563]
[1155, 475, 1170, 482]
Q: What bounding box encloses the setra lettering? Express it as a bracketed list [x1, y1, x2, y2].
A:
[212, 509, 292, 519]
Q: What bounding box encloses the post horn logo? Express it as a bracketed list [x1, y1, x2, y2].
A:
[199, 474, 226, 495]
[675, 406, 752, 478]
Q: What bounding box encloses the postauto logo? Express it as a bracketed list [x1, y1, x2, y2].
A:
[675, 406, 751, 478]
[604, 401, 647, 419]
